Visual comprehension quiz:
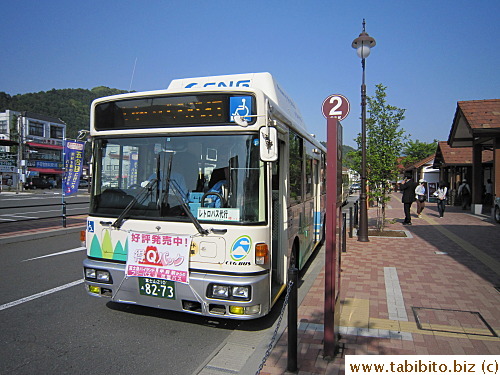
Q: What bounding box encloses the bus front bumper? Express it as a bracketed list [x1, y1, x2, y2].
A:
[83, 258, 271, 320]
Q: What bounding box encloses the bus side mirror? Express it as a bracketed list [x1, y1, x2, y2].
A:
[259, 127, 278, 162]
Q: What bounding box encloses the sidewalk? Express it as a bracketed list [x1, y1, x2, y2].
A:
[260, 193, 500, 374]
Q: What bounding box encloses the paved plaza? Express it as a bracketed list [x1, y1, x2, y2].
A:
[261, 193, 500, 374]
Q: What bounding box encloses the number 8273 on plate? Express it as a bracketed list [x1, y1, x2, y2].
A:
[138, 277, 175, 299]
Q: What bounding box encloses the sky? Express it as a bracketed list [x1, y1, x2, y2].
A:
[1, 0, 499, 147]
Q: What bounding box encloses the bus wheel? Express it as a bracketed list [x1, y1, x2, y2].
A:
[290, 242, 299, 270]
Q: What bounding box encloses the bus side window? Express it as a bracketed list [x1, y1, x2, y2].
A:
[289, 131, 303, 205]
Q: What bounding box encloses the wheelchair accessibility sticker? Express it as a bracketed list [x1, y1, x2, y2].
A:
[230, 235, 252, 261]
[230, 96, 252, 123]
[87, 220, 94, 233]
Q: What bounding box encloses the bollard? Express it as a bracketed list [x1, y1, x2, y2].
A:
[349, 206, 353, 238]
[342, 213, 347, 253]
[287, 267, 298, 373]
[62, 201, 67, 228]
[354, 200, 359, 228]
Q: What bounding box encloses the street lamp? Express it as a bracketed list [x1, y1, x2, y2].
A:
[352, 19, 376, 242]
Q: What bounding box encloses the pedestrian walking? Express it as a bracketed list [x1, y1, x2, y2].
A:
[415, 179, 426, 217]
[433, 181, 448, 218]
[458, 179, 471, 210]
[400, 175, 418, 225]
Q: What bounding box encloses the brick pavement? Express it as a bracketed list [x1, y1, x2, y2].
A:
[260, 193, 500, 375]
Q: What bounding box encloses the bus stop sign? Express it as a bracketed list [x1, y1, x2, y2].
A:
[322, 94, 350, 121]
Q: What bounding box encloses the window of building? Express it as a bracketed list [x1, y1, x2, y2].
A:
[29, 121, 44, 137]
[50, 125, 64, 139]
[0, 120, 8, 134]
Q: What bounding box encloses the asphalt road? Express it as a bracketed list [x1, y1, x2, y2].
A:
[0, 191, 89, 237]
[0, 191, 350, 374]
[0, 190, 89, 221]
[0, 231, 245, 375]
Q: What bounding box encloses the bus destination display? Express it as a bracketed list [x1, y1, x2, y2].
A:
[94, 94, 255, 130]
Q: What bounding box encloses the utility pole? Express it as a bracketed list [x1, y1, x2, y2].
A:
[16, 114, 24, 194]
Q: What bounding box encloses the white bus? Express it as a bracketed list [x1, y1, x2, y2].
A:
[83, 72, 326, 319]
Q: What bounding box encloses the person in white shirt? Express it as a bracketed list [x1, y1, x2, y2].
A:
[433, 182, 448, 218]
[415, 179, 426, 217]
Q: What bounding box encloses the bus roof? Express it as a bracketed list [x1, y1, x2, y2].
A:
[168, 72, 307, 131]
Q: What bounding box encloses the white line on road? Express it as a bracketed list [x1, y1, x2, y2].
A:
[22, 247, 86, 262]
[0, 279, 84, 311]
[0, 215, 39, 220]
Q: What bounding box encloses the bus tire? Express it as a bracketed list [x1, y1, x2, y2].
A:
[289, 240, 299, 270]
[319, 214, 326, 246]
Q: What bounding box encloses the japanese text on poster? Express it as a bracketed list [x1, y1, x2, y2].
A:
[63, 140, 85, 196]
[126, 232, 191, 284]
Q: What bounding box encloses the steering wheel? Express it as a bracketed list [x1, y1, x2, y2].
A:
[201, 192, 226, 208]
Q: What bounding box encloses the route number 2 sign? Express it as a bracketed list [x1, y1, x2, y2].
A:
[322, 94, 350, 121]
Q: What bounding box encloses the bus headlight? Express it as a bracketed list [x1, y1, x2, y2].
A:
[211, 285, 229, 298]
[84, 267, 112, 284]
[96, 270, 111, 282]
[85, 268, 96, 279]
[232, 286, 249, 299]
[208, 283, 251, 301]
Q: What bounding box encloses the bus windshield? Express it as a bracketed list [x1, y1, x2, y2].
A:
[90, 134, 266, 224]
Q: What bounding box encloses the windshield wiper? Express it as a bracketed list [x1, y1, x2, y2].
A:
[112, 179, 157, 229]
[169, 179, 209, 236]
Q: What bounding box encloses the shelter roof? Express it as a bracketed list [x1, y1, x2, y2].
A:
[448, 99, 500, 147]
[433, 141, 493, 168]
[404, 154, 435, 171]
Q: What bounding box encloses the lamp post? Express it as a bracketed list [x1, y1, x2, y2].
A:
[352, 19, 376, 242]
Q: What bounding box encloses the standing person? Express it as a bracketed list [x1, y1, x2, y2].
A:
[433, 181, 448, 218]
[415, 179, 426, 217]
[484, 179, 493, 206]
[457, 179, 471, 210]
[400, 175, 418, 225]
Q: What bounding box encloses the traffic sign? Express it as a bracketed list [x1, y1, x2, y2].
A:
[322, 94, 350, 121]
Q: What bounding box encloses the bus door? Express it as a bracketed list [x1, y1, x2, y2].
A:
[271, 139, 286, 298]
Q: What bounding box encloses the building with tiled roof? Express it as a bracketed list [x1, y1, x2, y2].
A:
[404, 153, 439, 184]
[449, 100, 500, 148]
[446, 99, 500, 216]
[433, 141, 493, 205]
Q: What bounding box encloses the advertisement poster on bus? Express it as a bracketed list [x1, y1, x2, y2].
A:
[63, 140, 85, 196]
[126, 232, 191, 284]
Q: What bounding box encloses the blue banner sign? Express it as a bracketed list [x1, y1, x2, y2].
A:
[63, 140, 85, 196]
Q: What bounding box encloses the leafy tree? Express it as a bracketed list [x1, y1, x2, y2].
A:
[402, 139, 438, 166]
[320, 141, 355, 168]
[0, 87, 127, 139]
[351, 84, 407, 231]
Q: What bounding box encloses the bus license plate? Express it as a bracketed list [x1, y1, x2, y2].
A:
[138, 278, 176, 299]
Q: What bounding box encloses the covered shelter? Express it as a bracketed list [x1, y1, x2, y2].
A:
[447, 99, 500, 215]
[433, 141, 493, 206]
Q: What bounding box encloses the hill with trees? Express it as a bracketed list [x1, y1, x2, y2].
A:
[0, 87, 128, 138]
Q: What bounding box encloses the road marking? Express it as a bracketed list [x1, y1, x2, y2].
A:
[0, 215, 39, 220]
[0, 279, 84, 311]
[22, 247, 86, 262]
